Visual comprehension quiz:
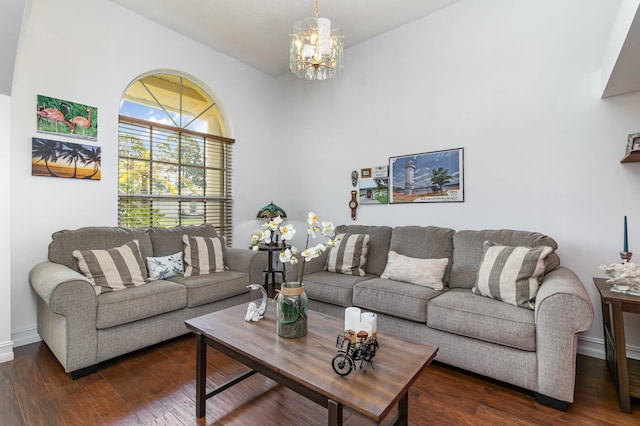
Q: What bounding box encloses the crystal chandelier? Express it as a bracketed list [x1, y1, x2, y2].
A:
[289, 0, 343, 80]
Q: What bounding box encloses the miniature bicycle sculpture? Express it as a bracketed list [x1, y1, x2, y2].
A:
[331, 330, 379, 376]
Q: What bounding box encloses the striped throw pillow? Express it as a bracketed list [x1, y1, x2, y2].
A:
[472, 241, 554, 310]
[73, 240, 148, 295]
[183, 235, 226, 276]
[326, 233, 370, 276]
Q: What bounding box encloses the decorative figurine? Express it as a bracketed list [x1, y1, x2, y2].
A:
[245, 284, 268, 322]
[331, 330, 379, 376]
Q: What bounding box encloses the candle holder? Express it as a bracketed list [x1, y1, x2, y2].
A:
[620, 251, 633, 263]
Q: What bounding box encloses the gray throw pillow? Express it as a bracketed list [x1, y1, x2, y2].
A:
[326, 233, 370, 276]
[472, 241, 554, 310]
[183, 235, 226, 276]
[73, 240, 148, 294]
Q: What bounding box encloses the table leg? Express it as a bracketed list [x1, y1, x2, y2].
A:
[328, 399, 343, 426]
[612, 302, 631, 413]
[396, 392, 408, 425]
[195, 333, 207, 418]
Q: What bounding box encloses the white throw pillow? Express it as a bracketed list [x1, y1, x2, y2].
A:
[146, 251, 184, 280]
[380, 251, 448, 290]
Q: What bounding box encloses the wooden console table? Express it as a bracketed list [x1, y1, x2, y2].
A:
[594, 277, 640, 413]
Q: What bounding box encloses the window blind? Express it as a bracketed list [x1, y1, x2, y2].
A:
[118, 116, 233, 245]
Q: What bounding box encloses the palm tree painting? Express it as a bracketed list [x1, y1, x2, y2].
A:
[389, 148, 464, 203]
[32, 138, 101, 180]
[37, 95, 98, 141]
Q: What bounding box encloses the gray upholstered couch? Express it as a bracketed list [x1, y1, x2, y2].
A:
[300, 225, 594, 410]
[29, 224, 267, 378]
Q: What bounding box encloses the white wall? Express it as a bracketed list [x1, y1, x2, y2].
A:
[274, 0, 640, 358]
[0, 94, 12, 363]
[10, 0, 277, 346]
[8, 0, 640, 361]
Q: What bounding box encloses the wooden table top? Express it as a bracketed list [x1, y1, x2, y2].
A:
[185, 304, 438, 422]
[594, 277, 640, 305]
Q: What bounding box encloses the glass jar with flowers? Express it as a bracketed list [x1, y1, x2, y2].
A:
[250, 212, 338, 338]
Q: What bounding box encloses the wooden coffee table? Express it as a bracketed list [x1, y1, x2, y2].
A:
[185, 304, 438, 425]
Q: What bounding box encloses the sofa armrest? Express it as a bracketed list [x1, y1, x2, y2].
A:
[29, 261, 99, 373]
[534, 266, 594, 403]
[30, 261, 96, 314]
[225, 248, 268, 284]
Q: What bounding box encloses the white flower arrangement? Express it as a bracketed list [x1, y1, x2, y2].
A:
[250, 212, 340, 283]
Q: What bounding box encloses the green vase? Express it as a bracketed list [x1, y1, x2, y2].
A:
[276, 282, 308, 338]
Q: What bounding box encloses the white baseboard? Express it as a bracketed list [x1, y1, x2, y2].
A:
[11, 325, 41, 348]
[577, 335, 640, 360]
[0, 340, 14, 364]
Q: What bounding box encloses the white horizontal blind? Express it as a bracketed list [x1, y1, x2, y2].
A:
[118, 116, 233, 244]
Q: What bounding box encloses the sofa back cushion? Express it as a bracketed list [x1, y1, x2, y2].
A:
[389, 226, 455, 285]
[334, 225, 392, 276]
[450, 229, 560, 289]
[49, 226, 153, 272]
[149, 224, 218, 257]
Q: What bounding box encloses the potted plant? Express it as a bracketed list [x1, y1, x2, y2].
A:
[250, 212, 338, 338]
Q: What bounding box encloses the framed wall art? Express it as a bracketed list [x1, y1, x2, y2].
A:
[359, 164, 389, 205]
[37, 95, 98, 141]
[389, 148, 464, 204]
[32, 137, 101, 180]
[626, 132, 640, 156]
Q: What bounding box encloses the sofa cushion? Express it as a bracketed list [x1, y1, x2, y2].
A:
[450, 229, 560, 289]
[73, 240, 149, 295]
[473, 241, 554, 310]
[49, 226, 153, 272]
[146, 251, 184, 280]
[169, 271, 249, 307]
[334, 225, 392, 276]
[183, 235, 226, 276]
[389, 226, 455, 285]
[96, 280, 186, 329]
[427, 288, 536, 351]
[326, 233, 370, 276]
[149, 224, 218, 257]
[381, 251, 448, 290]
[353, 277, 443, 322]
[303, 271, 374, 307]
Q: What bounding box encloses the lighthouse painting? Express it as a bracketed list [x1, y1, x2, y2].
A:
[389, 148, 464, 204]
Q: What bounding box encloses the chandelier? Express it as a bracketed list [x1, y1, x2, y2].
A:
[289, 0, 343, 80]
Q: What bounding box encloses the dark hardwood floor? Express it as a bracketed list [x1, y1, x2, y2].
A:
[1, 334, 639, 425]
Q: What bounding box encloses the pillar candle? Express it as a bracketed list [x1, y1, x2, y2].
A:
[344, 307, 361, 332]
[361, 312, 377, 337]
[624, 215, 629, 252]
[356, 322, 373, 340]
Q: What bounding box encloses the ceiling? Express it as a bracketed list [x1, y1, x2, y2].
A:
[2, 1, 639, 97]
[0, 0, 26, 96]
[108, 0, 462, 77]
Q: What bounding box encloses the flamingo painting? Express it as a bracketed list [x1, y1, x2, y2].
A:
[37, 95, 98, 141]
[37, 107, 75, 133]
[71, 108, 92, 136]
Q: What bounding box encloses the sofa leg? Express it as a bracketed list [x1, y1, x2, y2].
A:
[69, 365, 97, 380]
[534, 392, 568, 411]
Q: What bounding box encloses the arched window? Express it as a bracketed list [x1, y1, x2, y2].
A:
[118, 73, 233, 243]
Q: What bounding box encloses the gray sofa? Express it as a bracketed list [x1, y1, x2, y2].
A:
[29, 224, 267, 378]
[300, 225, 594, 410]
